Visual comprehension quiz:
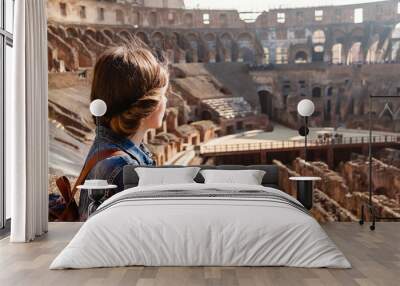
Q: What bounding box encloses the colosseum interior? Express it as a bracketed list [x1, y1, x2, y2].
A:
[47, 0, 400, 222]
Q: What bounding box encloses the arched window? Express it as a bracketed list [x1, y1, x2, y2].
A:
[312, 30, 325, 62]
[332, 43, 343, 64]
[312, 87, 322, 97]
[347, 42, 363, 64]
[258, 90, 273, 117]
[184, 14, 193, 26]
[312, 30, 326, 44]
[132, 12, 140, 26]
[264, 47, 270, 64]
[326, 87, 333, 96]
[276, 47, 288, 64]
[366, 41, 379, 63]
[151, 32, 164, 49]
[392, 23, 400, 39]
[219, 14, 227, 27]
[149, 12, 158, 27]
[294, 51, 308, 63]
[116, 9, 124, 24]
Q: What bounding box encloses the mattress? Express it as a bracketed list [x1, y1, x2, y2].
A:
[50, 183, 351, 269]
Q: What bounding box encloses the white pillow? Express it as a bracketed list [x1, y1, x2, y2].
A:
[200, 169, 266, 185]
[135, 167, 200, 186]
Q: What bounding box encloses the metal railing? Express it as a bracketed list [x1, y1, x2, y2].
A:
[200, 135, 400, 154]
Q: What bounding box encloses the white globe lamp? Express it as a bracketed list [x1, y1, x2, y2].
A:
[90, 99, 107, 117]
[297, 99, 315, 117]
[297, 99, 315, 162]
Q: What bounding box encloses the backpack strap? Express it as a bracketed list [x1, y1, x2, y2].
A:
[70, 148, 126, 199]
[53, 149, 126, 221]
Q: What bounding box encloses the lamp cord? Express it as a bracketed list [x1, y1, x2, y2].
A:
[95, 116, 99, 180]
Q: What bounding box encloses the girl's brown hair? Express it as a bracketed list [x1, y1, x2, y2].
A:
[90, 41, 169, 137]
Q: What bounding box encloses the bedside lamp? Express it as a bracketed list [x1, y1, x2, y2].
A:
[77, 99, 117, 215]
[297, 99, 315, 161]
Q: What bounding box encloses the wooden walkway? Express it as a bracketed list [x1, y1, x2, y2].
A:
[0, 222, 399, 286]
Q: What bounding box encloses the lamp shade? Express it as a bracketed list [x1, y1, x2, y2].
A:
[90, 99, 107, 117]
[297, 99, 315, 117]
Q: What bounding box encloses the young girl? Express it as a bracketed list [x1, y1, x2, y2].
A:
[78, 43, 169, 220]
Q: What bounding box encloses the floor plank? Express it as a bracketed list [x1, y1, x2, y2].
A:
[0, 222, 399, 286]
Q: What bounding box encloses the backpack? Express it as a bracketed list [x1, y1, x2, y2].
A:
[49, 149, 125, 221]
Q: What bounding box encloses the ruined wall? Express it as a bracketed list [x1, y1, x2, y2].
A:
[47, 1, 400, 133]
[47, 0, 400, 69]
[340, 154, 400, 202]
[274, 157, 400, 222]
[250, 64, 400, 131]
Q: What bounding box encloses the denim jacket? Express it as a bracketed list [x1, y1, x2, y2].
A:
[78, 126, 155, 220]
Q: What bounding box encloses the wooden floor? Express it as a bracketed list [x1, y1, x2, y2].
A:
[0, 222, 399, 286]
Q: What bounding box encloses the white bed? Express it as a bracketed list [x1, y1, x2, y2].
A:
[50, 183, 351, 269]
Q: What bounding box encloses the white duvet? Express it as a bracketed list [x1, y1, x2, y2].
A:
[50, 183, 351, 269]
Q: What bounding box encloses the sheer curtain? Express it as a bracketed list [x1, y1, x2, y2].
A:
[7, 0, 48, 242]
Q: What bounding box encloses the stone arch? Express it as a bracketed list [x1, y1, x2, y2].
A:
[219, 13, 228, 27]
[48, 24, 59, 34]
[332, 43, 344, 64]
[151, 31, 165, 49]
[258, 89, 273, 117]
[391, 23, 400, 61]
[204, 33, 216, 44]
[167, 32, 185, 63]
[132, 11, 140, 26]
[258, 31, 269, 64]
[263, 47, 270, 64]
[347, 42, 363, 64]
[135, 31, 150, 45]
[312, 29, 326, 62]
[113, 32, 129, 45]
[66, 27, 79, 38]
[65, 36, 95, 68]
[275, 46, 288, 64]
[103, 29, 114, 39]
[184, 13, 194, 27]
[56, 26, 68, 39]
[237, 32, 254, 44]
[149, 11, 158, 27]
[119, 30, 133, 42]
[95, 30, 112, 46]
[294, 51, 308, 63]
[47, 30, 79, 72]
[366, 40, 379, 63]
[204, 33, 217, 62]
[312, 86, 322, 98]
[312, 29, 326, 44]
[237, 32, 255, 63]
[219, 32, 235, 62]
[326, 86, 333, 96]
[392, 23, 400, 39]
[391, 41, 400, 61]
[84, 28, 96, 39]
[185, 32, 200, 63]
[171, 32, 184, 49]
[115, 9, 125, 24]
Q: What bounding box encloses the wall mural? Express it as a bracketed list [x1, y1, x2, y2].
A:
[47, 0, 400, 222]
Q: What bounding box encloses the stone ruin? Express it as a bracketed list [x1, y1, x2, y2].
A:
[273, 152, 400, 222]
[46, 0, 400, 220]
